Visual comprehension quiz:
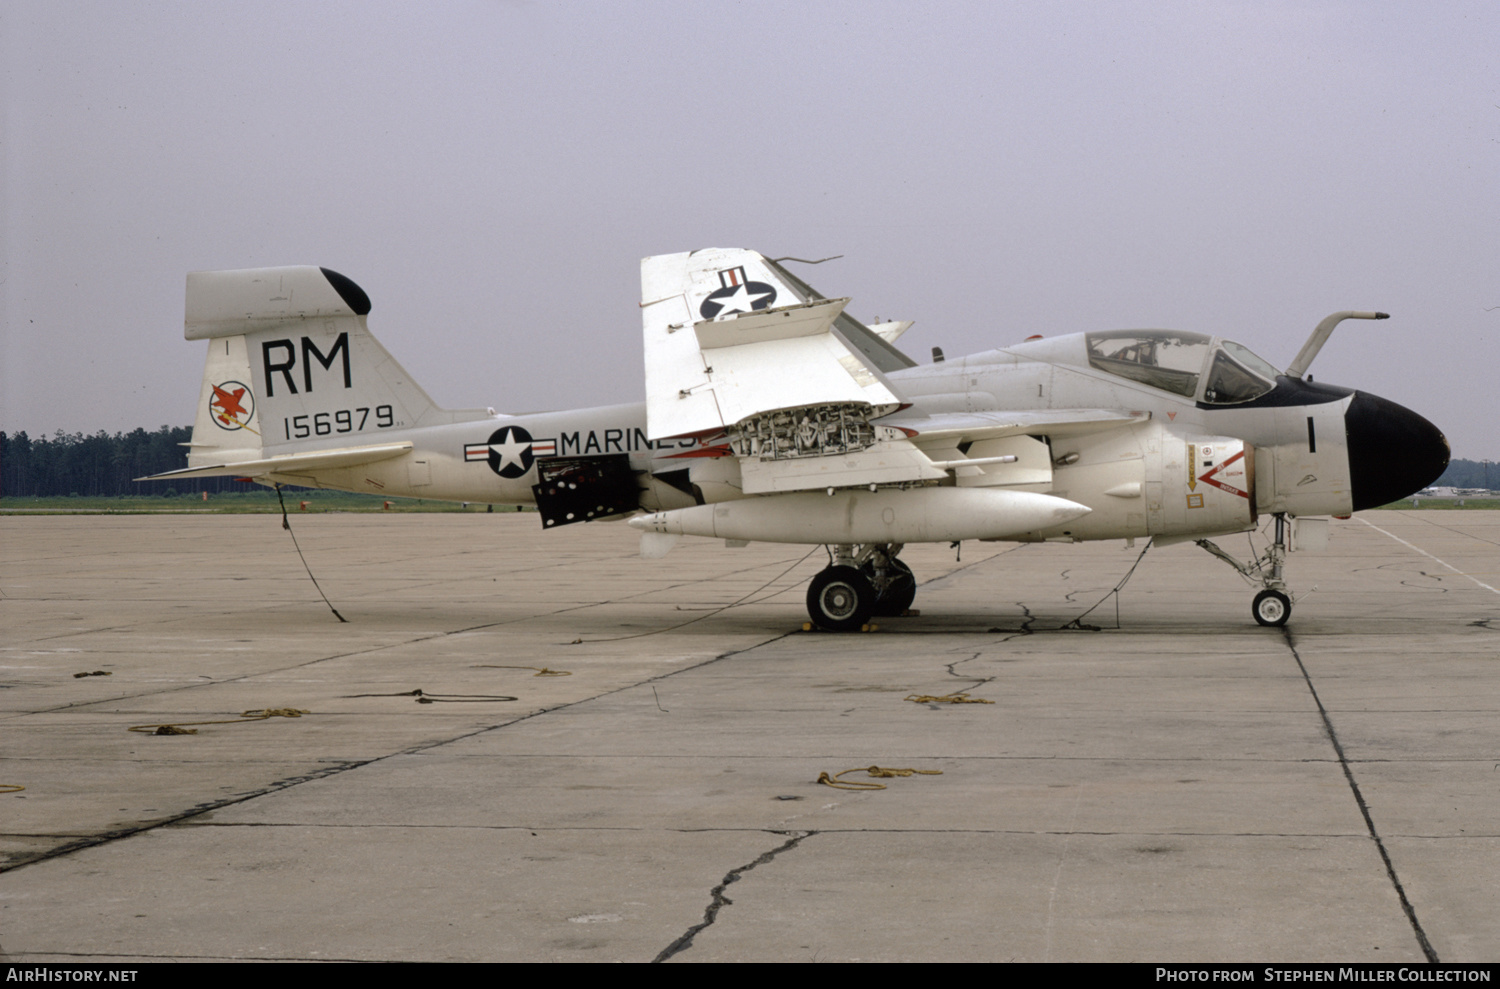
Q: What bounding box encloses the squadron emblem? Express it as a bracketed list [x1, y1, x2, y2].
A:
[209, 381, 255, 431]
[698, 266, 777, 320]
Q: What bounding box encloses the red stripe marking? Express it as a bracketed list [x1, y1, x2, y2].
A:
[662, 445, 733, 459]
[1197, 449, 1249, 499]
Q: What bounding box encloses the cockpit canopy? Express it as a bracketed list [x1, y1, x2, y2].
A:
[1084, 330, 1281, 405]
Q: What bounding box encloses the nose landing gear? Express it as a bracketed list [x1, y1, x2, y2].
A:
[1196, 513, 1294, 627]
[1252, 588, 1292, 627]
[806, 544, 916, 631]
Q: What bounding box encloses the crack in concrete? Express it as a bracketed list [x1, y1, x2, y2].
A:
[653, 830, 812, 963]
[1400, 571, 1450, 592]
[0, 634, 794, 874]
[159, 822, 1397, 838]
[1059, 568, 1085, 604]
[1042, 788, 1083, 961]
[6, 552, 813, 717]
[1405, 512, 1500, 549]
[1359, 518, 1500, 598]
[984, 601, 1038, 638]
[1281, 627, 1439, 964]
[938, 651, 996, 697]
[0, 760, 366, 872]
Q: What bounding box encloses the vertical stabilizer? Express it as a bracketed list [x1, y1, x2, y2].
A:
[182, 267, 489, 464]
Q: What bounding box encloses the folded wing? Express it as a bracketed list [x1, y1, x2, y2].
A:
[641, 248, 944, 495]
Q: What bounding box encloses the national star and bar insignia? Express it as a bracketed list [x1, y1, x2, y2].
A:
[698, 265, 777, 320]
[464, 426, 556, 479]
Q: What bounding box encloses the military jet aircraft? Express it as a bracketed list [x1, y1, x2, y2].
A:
[147, 249, 1449, 630]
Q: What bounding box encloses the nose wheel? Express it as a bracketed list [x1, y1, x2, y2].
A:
[1252, 588, 1291, 627]
[1195, 513, 1298, 627]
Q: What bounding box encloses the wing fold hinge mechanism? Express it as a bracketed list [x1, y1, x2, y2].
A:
[725, 402, 946, 494]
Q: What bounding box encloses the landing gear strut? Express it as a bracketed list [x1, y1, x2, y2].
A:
[866, 557, 916, 616]
[1196, 513, 1293, 627]
[806, 544, 915, 631]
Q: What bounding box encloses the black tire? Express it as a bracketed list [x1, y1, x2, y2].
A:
[807, 566, 877, 632]
[864, 558, 917, 617]
[1252, 589, 1291, 627]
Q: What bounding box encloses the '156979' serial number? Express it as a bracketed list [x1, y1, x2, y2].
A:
[283, 405, 394, 439]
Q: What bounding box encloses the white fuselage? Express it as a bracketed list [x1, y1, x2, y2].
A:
[275, 332, 1356, 548]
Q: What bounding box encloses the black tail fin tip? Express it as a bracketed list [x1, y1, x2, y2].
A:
[320, 268, 372, 316]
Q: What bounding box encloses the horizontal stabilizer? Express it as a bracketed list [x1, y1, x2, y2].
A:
[139, 441, 413, 481]
[185, 267, 369, 340]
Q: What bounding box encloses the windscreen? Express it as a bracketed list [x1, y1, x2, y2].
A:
[1202, 340, 1278, 404]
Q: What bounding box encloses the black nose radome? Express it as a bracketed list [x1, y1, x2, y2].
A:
[1345, 392, 1450, 511]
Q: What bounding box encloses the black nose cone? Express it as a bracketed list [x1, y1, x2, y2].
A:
[1346, 392, 1450, 511]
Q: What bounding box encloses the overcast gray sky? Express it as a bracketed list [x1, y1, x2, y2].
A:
[3, 0, 1496, 459]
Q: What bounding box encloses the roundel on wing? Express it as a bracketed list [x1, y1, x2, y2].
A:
[698, 278, 777, 320]
[209, 381, 255, 431]
[486, 425, 535, 479]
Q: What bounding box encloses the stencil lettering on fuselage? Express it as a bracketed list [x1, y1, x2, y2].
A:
[464, 427, 701, 479]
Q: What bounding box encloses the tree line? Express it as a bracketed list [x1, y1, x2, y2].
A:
[1432, 458, 1495, 491]
[1, 427, 241, 497]
[1, 425, 1493, 498]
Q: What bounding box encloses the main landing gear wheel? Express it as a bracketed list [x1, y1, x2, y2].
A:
[864, 558, 917, 617]
[1252, 589, 1291, 627]
[807, 566, 877, 632]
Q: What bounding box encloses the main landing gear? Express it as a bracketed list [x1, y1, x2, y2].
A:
[1196, 513, 1295, 627]
[805, 544, 915, 631]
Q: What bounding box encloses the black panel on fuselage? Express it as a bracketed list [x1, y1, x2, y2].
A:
[1195, 375, 1352, 411]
